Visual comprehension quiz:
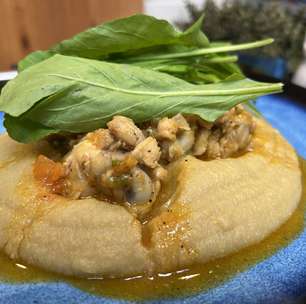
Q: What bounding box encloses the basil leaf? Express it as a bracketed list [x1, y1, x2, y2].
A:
[0, 55, 282, 143]
[18, 50, 55, 73]
[121, 38, 274, 62]
[18, 14, 208, 71]
[4, 115, 58, 143]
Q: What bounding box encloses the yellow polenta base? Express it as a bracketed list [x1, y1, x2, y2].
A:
[0, 118, 301, 278]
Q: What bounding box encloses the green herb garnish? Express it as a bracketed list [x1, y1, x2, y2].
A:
[18, 14, 209, 72]
[0, 14, 282, 143]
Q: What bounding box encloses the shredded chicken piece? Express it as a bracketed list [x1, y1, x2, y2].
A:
[157, 114, 190, 141]
[42, 105, 256, 207]
[158, 114, 194, 161]
[86, 129, 114, 150]
[220, 124, 251, 157]
[63, 129, 159, 204]
[65, 141, 112, 178]
[172, 114, 191, 131]
[176, 129, 195, 152]
[64, 155, 95, 199]
[107, 116, 144, 147]
[168, 129, 195, 161]
[204, 106, 255, 159]
[63, 131, 113, 198]
[132, 137, 161, 168]
[157, 117, 178, 141]
[168, 141, 184, 161]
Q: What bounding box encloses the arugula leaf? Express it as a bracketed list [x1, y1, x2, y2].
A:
[18, 14, 208, 71]
[1, 55, 282, 143]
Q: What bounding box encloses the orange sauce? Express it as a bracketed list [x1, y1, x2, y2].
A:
[0, 159, 305, 301]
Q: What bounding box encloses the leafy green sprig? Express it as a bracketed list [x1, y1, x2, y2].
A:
[0, 14, 282, 143]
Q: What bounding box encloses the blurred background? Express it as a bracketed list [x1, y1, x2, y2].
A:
[0, 0, 305, 87]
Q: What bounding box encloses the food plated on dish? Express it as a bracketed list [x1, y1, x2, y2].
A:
[0, 14, 302, 298]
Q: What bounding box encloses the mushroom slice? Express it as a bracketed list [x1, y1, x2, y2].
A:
[126, 168, 154, 204]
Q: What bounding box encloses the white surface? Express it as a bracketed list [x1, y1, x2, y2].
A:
[144, 0, 225, 24]
[0, 71, 17, 82]
[293, 61, 306, 88]
[292, 38, 306, 88]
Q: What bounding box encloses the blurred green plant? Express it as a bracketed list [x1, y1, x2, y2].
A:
[181, 0, 306, 73]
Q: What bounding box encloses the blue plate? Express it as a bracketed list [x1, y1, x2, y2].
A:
[0, 95, 305, 304]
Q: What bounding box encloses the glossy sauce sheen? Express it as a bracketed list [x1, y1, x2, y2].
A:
[0, 159, 305, 301]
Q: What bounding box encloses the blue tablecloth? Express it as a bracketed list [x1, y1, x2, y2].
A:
[255, 95, 306, 158]
[0, 94, 305, 304]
